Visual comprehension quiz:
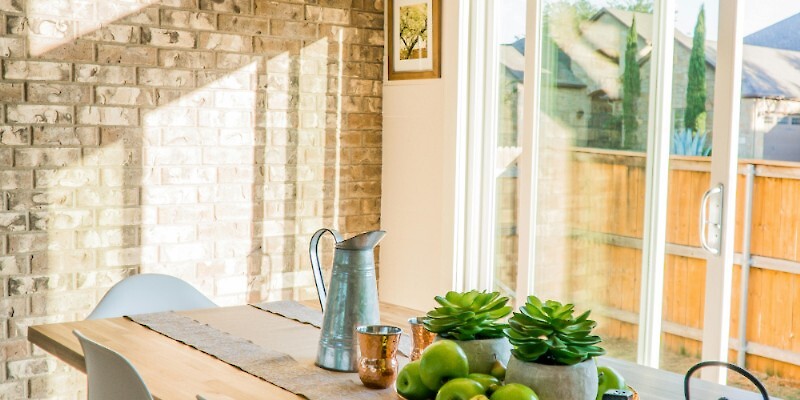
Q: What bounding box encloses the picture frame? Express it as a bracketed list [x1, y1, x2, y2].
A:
[387, 0, 441, 80]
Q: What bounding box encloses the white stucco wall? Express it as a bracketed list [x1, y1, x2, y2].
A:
[379, 0, 464, 312]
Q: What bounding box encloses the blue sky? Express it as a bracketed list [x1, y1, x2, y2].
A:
[498, 0, 800, 44]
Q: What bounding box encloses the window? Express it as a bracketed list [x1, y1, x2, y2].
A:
[466, 0, 800, 395]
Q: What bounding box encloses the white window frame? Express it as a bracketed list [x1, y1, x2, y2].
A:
[462, 0, 744, 383]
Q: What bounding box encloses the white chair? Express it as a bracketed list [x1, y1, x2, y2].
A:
[87, 273, 217, 320]
[74, 330, 154, 400]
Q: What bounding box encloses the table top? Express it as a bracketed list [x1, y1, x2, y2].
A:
[29, 301, 769, 400]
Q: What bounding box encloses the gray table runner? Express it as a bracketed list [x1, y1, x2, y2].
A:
[128, 311, 398, 400]
[250, 301, 413, 357]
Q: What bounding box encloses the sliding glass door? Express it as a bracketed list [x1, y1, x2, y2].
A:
[469, 0, 751, 386]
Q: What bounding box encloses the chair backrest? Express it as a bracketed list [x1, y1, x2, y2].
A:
[74, 330, 154, 400]
[87, 274, 217, 320]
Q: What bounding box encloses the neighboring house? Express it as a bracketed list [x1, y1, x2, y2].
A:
[501, 8, 800, 161]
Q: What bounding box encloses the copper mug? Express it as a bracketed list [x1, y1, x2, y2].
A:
[408, 317, 436, 361]
[356, 325, 402, 389]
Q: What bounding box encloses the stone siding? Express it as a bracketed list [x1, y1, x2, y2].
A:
[0, 0, 383, 398]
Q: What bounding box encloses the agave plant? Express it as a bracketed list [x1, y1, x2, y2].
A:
[671, 129, 711, 156]
[504, 296, 605, 365]
[423, 290, 512, 340]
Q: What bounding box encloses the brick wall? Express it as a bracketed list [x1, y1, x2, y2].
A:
[0, 0, 383, 398]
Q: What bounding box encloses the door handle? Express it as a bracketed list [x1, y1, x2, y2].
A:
[699, 184, 723, 255]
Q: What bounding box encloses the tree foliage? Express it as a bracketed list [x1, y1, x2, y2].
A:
[399, 4, 428, 60]
[608, 0, 653, 13]
[622, 16, 641, 149]
[544, 0, 654, 22]
[684, 5, 707, 134]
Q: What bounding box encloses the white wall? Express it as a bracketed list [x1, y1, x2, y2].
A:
[380, 1, 464, 312]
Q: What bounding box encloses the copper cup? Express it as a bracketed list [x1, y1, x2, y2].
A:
[356, 325, 402, 389]
[408, 317, 436, 361]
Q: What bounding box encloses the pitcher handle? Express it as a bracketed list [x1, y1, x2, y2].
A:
[310, 228, 343, 312]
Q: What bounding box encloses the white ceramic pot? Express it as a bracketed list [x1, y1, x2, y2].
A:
[435, 337, 512, 374]
[505, 355, 598, 400]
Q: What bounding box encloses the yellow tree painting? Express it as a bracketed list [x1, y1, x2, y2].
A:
[399, 3, 428, 60]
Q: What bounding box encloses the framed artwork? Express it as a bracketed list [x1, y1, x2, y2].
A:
[387, 0, 441, 80]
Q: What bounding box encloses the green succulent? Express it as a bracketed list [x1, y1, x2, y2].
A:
[504, 296, 605, 365]
[423, 290, 512, 340]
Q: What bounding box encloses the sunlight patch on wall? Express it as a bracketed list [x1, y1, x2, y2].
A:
[24, 0, 157, 56]
[140, 61, 259, 305]
[261, 38, 335, 301]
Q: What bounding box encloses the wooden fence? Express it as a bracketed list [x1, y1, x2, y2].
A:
[567, 148, 800, 380]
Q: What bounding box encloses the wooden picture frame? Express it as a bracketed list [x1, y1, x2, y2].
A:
[387, 0, 441, 80]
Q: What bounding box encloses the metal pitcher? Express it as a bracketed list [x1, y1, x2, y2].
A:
[310, 228, 385, 372]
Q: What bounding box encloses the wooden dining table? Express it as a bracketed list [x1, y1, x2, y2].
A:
[28, 301, 771, 400]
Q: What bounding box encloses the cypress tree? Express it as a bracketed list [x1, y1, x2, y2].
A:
[684, 5, 707, 134]
[622, 16, 641, 149]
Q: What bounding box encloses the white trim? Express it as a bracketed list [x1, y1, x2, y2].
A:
[701, 0, 745, 383]
[451, 0, 472, 292]
[515, 0, 543, 308]
[637, 0, 675, 368]
[478, 0, 500, 291]
[462, 0, 488, 290]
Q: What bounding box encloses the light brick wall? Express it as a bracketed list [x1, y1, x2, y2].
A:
[0, 0, 383, 398]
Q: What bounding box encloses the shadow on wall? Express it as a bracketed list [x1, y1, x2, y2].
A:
[0, 0, 383, 397]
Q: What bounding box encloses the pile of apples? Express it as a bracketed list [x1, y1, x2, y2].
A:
[396, 340, 538, 400]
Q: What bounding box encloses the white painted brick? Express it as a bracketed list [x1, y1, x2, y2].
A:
[6, 105, 73, 124]
[159, 242, 210, 262]
[75, 64, 136, 85]
[161, 9, 216, 30]
[30, 210, 92, 231]
[0, 37, 25, 58]
[144, 147, 201, 166]
[96, 86, 156, 106]
[77, 106, 139, 126]
[3, 61, 71, 81]
[142, 27, 197, 48]
[138, 68, 195, 88]
[141, 186, 198, 205]
[34, 168, 98, 188]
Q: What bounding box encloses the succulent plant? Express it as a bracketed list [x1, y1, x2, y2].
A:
[423, 290, 512, 340]
[504, 296, 605, 365]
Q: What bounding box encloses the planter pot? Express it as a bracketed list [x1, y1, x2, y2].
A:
[435, 337, 512, 374]
[505, 355, 598, 400]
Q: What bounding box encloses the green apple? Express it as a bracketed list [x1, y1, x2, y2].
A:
[469, 396, 490, 400]
[435, 378, 486, 400]
[419, 340, 470, 391]
[490, 383, 538, 400]
[488, 360, 506, 381]
[596, 366, 626, 400]
[397, 360, 436, 400]
[467, 373, 502, 394]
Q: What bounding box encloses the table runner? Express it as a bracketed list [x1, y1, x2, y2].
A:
[250, 301, 413, 357]
[127, 304, 405, 400]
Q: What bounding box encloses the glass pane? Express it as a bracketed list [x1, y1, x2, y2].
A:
[530, 0, 658, 363]
[493, 0, 527, 302]
[733, 1, 800, 397]
[660, 0, 718, 375]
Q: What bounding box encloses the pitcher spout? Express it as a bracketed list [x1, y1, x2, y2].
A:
[336, 230, 386, 250]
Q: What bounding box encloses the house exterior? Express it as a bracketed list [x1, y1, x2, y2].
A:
[501, 8, 800, 161]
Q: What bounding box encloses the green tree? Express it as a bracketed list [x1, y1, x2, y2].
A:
[608, 0, 653, 13]
[545, 0, 599, 22]
[399, 5, 428, 60]
[684, 5, 707, 134]
[622, 16, 641, 149]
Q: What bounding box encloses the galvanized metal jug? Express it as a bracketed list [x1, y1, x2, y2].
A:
[310, 228, 385, 372]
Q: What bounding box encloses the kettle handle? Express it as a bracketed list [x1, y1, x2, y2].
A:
[310, 228, 343, 312]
